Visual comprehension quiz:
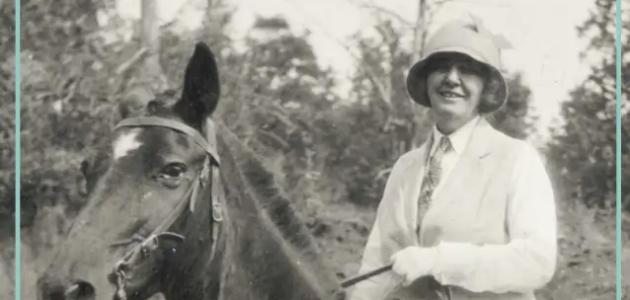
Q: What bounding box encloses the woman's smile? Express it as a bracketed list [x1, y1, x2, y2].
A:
[437, 88, 466, 100]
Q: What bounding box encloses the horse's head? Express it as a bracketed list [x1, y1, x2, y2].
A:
[37, 43, 223, 300]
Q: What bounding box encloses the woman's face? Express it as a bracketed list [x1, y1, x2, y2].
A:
[425, 53, 487, 133]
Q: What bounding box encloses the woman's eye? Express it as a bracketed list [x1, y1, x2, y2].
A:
[431, 60, 451, 72]
[160, 163, 187, 179]
[459, 64, 484, 75]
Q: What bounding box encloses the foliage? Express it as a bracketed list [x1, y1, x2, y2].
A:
[0, 1, 16, 298]
[326, 19, 425, 206]
[18, 0, 118, 239]
[538, 2, 628, 295]
[488, 73, 537, 140]
[0, 0, 15, 239]
[545, 0, 629, 211]
[216, 16, 341, 214]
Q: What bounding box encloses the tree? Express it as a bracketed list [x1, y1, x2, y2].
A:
[213, 16, 340, 213]
[0, 3, 15, 299]
[0, 0, 15, 236]
[19, 0, 122, 220]
[117, 0, 171, 118]
[140, 0, 167, 92]
[488, 73, 537, 139]
[337, 19, 428, 206]
[545, 0, 629, 211]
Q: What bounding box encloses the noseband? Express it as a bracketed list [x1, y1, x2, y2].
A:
[109, 116, 224, 300]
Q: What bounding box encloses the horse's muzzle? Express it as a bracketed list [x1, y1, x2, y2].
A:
[38, 276, 96, 300]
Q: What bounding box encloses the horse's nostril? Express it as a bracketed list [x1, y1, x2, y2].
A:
[38, 275, 67, 300]
[45, 289, 66, 300]
[64, 281, 95, 300]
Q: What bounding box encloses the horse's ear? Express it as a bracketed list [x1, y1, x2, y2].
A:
[174, 42, 220, 129]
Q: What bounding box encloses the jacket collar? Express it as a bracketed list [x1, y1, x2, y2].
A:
[462, 117, 494, 160]
[430, 116, 480, 156]
[421, 117, 494, 162]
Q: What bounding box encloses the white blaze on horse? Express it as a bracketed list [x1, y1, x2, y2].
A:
[113, 129, 143, 161]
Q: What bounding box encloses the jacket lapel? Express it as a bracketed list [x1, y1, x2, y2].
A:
[419, 118, 497, 245]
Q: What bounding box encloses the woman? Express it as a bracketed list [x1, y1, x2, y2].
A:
[350, 18, 557, 300]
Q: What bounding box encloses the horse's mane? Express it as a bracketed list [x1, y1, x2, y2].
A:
[214, 123, 338, 292]
[215, 123, 322, 256]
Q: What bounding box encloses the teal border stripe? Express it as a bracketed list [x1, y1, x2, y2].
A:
[14, 0, 21, 299]
[616, 0, 623, 299]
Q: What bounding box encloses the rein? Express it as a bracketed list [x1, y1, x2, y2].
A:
[109, 116, 224, 300]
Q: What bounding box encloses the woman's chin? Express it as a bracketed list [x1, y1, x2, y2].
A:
[432, 103, 464, 117]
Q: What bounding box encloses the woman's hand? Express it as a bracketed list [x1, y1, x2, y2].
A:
[390, 246, 438, 286]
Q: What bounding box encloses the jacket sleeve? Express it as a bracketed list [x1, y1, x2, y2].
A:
[431, 144, 557, 293]
[349, 157, 411, 300]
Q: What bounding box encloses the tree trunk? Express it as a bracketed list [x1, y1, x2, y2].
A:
[204, 0, 214, 29]
[411, 0, 426, 63]
[141, 0, 167, 92]
[406, 0, 432, 152]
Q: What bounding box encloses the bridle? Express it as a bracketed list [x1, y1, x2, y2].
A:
[108, 116, 224, 300]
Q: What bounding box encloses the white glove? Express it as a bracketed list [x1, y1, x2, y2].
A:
[390, 246, 438, 286]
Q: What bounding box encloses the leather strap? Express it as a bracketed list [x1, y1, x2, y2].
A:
[115, 116, 220, 165]
[110, 116, 224, 299]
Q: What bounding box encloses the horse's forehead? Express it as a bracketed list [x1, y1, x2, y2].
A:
[113, 129, 143, 160]
[112, 127, 200, 161]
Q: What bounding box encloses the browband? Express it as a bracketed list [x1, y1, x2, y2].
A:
[115, 116, 220, 165]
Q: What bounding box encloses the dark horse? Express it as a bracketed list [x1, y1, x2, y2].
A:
[37, 43, 343, 300]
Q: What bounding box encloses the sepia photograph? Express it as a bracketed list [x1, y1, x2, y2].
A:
[0, 0, 627, 299]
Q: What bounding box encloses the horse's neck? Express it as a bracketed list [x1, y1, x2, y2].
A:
[165, 125, 339, 300]
[160, 215, 226, 299]
[162, 215, 328, 300]
[214, 214, 331, 300]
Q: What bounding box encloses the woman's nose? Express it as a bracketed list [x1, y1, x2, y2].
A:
[444, 66, 461, 85]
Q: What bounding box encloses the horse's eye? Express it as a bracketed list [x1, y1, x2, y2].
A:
[160, 163, 187, 179]
[157, 163, 188, 188]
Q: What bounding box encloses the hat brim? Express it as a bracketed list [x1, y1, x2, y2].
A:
[406, 51, 508, 113]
